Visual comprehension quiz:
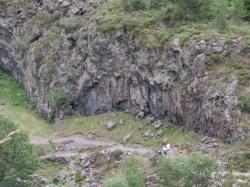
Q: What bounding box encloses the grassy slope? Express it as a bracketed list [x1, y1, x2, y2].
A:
[0, 70, 50, 139]
[91, 0, 250, 48]
[57, 112, 200, 148]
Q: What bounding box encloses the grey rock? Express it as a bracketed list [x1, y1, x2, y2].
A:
[123, 133, 132, 143]
[105, 121, 117, 131]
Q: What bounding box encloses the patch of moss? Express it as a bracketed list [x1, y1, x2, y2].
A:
[59, 17, 84, 33]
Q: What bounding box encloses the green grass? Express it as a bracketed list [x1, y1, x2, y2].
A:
[0, 70, 50, 139]
[91, 0, 250, 48]
[55, 112, 199, 148]
[59, 17, 85, 33]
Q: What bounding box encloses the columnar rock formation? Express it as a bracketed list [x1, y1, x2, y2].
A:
[0, 0, 248, 142]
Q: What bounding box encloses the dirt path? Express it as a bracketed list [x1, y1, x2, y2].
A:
[32, 134, 156, 157]
[0, 104, 6, 112]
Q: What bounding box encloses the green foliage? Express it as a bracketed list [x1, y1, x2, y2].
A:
[75, 171, 86, 184]
[156, 153, 217, 187]
[244, 0, 250, 20]
[209, 53, 227, 64]
[50, 90, 72, 109]
[239, 94, 250, 112]
[214, 0, 228, 30]
[97, 0, 250, 47]
[123, 156, 145, 187]
[237, 69, 250, 85]
[0, 116, 38, 187]
[105, 156, 145, 187]
[105, 177, 129, 187]
[0, 70, 27, 106]
[121, 0, 146, 11]
[59, 17, 83, 33]
[150, 0, 163, 9]
[229, 151, 250, 172]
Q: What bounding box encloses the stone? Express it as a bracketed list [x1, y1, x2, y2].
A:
[137, 111, 145, 118]
[105, 121, 117, 131]
[122, 133, 132, 143]
[87, 133, 95, 140]
[145, 116, 155, 124]
[153, 120, 163, 129]
[119, 119, 125, 125]
[144, 131, 150, 139]
[156, 129, 164, 137]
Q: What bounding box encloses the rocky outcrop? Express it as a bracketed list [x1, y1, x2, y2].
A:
[0, 0, 248, 142]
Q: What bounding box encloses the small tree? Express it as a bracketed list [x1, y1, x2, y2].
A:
[0, 116, 38, 187]
[244, 0, 250, 20]
[156, 153, 217, 187]
[214, 0, 228, 30]
[123, 156, 145, 187]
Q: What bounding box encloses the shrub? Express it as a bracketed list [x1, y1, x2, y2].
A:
[0, 116, 38, 187]
[123, 156, 145, 187]
[156, 153, 217, 187]
[50, 90, 72, 109]
[75, 171, 86, 184]
[59, 17, 82, 33]
[105, 177, 128, 187]
[214, 0, 228, 30]
[239, 94, 250, 112]
[121, 0, 146, 11]
[244, 0, 250, 20]
[229, 151, 250, 172]
[150, 0, 164, 9]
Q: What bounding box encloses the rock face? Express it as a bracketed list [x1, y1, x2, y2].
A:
[0, 0, 248, 142]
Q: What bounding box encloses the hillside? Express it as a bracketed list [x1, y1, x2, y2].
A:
[0, 0, 250, 187]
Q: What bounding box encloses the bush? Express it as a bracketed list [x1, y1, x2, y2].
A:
[105, 177, 128, 187]
[239, 94, 250, 112]
[75, 171, 86, 184]
[214, 0, 228, 30]
[229, 151, 250, 172]
[156, 153, 217, 187]
[50, 90, 72, 109]
[59, 17, 82, 33]
[121, 0, 146, 11]
[150, 0, 164, 9]
[0, 116, 38, 187]
[123, 156, 145, 187]
[244, 0, 250, 20]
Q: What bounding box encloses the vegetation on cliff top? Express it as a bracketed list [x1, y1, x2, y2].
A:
[92, 0, 250, 47]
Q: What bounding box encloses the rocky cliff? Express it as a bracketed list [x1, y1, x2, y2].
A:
[0, 0, 249, 142]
